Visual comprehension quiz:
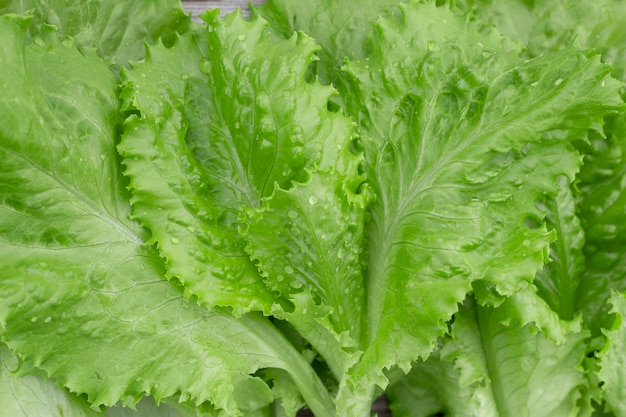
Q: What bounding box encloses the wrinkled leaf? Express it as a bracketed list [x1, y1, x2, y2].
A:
[0, 16, 331, 417]
[597, 293, 626, 417]
[253, 0, 405, 84]
[337, 1, 621, 396]
[388, 299, 589, 417]
[0, 0, 190, 66]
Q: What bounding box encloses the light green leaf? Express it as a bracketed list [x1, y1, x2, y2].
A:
[191, 11, 356, 191]
[535, 177, 586, 321]
[253, 0, 405, 84]
[338, 0, 621, 388]
[119, 26, 277, 315]
[388, 299, 590, 417]
[0, 16, 332, 417]
[0, 0, 190, 66]
[576, 114, 626, 334]
[243, 169, 367, 379]
[456, 0, 626, 83]
[385, 353, 454, 417]
[1, 344, 203, 417]
[1, 344, 99, 417]
[597, 293, 626, 417]
[119, 9, 360, 319]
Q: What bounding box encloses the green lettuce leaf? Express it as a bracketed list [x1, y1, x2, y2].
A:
[0, 15, 332, 417]
[387, 299, 589, 417]
[456, 0, 626, 83]
[118, 10, 360, 320]
[119, 7, 370, 394]
[1, 344, 203, 417]
[118, 22, 277, 315]
[456, 0, 626, 335]
[576, 113, 626, 334]
[253, 0, 404, 84]
[336, 0, 621, 395]
[534, 177, 586, 321]
[597, 292, 626, 417]
[243, 168, 368, 380]
[1, 344, 99, 417]
[0, 0, 190, 66]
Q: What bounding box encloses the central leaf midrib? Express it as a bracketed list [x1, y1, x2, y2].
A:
[362, 56, 580, 346]
[362, 118, 495, 346]
[361, 71, 494, 345]
[476, 305, 511, 417]
[551, 190, 576, 320]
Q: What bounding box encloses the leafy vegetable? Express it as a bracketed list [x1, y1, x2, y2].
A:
[0, 0, 190, 67]
[387, 299, 589, 417]
[1, 0, 626, 416]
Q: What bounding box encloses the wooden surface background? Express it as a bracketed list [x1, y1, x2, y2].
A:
[182, 0, 266, 17]
[178, 1, 394, 416]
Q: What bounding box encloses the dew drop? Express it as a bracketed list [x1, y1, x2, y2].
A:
[200, 58, 212, 73]
[171, 236, 181, 244]
[522, 239, 531, 247]
[44, 316, 52, 323]
[284, 266, 294, 274]
[554, 78, 563, 86]
[237, 34, 246, 41]
[428, 41, 441, 52]
[308, 195, 319, 205]
[288, 210, 299, 219]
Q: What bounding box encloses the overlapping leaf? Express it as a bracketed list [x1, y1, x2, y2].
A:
[119, 24, 277, 314]
[534, 177, 586, 321]
[119, 11, 359, 320]
[253, 0, 405, 84]
[336, 0, 621, 389]
[387, 299, 589, 417]
[597, 293, 626, 417]
[0, 344, 202, 417]
[456, 0, 626, 83]
[2, 0, 626, 415]
[0, 0, 190, 66]
[576, 113, 626, 334]
[243, 168, 368, 379]
[1, 344, 100, 417]
[0, 16, 333, 417]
